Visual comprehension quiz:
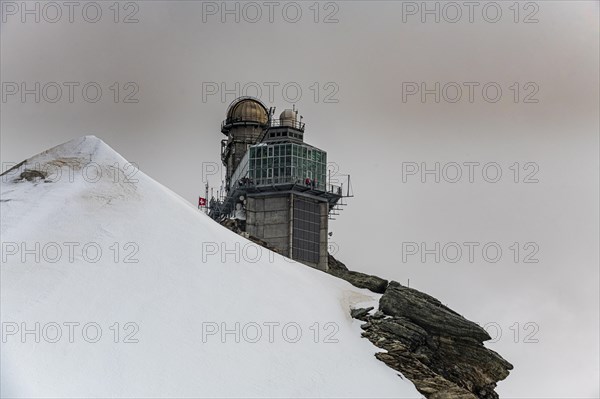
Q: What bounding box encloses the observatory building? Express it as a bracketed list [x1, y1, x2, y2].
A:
[208, 97, 350, 271]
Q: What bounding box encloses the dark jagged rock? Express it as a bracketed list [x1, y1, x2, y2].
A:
[328, 255, 349, 272]
[16, 169, 47, 182]
[380, 281, 491, 342]
[372, 310, 385, 319]
[360, 281, 513, 399]
[326, 255, 389, 293]
[329, 268, 389, 294]
[326, 257, 512, 398]
[350, 307, 373, 320]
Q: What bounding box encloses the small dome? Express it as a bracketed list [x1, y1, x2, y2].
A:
[280, 109, 296, 127]
[280, 109, 296, 120]
[226, 97, 268, 125]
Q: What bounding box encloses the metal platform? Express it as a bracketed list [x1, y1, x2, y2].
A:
[209, 180, 348, 221]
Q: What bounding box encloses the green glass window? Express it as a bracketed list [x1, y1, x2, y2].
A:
[246, 144, 327, 189]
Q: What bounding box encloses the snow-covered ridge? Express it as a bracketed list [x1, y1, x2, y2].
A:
[0, 136, 420, 398]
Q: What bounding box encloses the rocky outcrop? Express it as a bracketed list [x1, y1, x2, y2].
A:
[329, 255, 512, 398]
[326, 255, 389, 294]
[355, 281, 513, 399]
[350, 307, 374, 320]
[379, 282, 491, 342]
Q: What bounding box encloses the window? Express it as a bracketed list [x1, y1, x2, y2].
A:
[248, 144, 327, 189]
[293, 198, 321, 264]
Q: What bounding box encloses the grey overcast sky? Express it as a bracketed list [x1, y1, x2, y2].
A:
[1, 1, 599, 397]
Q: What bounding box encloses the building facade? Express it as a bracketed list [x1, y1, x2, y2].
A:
[209, 97, 349, 271]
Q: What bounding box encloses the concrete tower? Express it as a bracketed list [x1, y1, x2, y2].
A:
[210, 97, 350, 271]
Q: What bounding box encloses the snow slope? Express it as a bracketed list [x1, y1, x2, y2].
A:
[0, 136, 421, 398]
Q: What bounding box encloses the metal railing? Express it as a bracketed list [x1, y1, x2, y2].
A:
[221, 117, 305, 132]
[221, 117, 268, 130]
[268, 118, 305, 131]
[233, 176, 342, 195]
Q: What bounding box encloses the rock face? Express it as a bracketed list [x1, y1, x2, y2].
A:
[358, 281, 513, 399]
[350, 307, 374, 320]
[327, 255, 389, 294]
[379, 282, 491, 342]
[217, 220, 512, 398]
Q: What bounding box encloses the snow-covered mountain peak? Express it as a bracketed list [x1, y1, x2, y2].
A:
[2, 135, 131, 186]
[0, 135, 146, 239]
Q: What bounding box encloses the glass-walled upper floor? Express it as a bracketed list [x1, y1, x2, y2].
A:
[231, 143, 327, 191]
